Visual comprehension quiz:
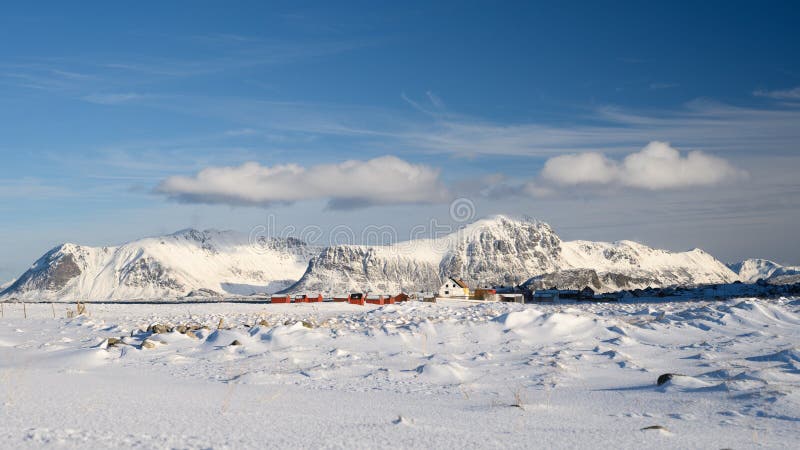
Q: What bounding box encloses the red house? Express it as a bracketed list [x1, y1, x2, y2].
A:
[333, 295, 349, 302]
[294, 294, 308, 303]
[365, 294, 387, 305]
[271, 294, 291, 304]
[307, 294, 323, 303]
[390, 293, 410, 303]
[473, 289, 496, 300]
[348, 293, 365, 306]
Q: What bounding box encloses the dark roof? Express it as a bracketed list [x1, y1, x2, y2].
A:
[450, 278, 468, 289]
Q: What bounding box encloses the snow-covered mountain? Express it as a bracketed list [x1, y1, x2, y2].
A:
[560, 239, 737, 289]
[285, 217, 564, 295]
[286, 216, 739, 295]
[729, 258, 800, 284]
[1, 229, 319, 301]
[2, 216, 743, 301]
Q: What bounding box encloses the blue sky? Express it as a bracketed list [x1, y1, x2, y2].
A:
[1, 1, 800, 281]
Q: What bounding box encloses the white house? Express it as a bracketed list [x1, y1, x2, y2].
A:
[438, 277, 470, 298]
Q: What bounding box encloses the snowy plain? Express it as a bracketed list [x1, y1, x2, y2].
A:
[1, 298, 799, 449]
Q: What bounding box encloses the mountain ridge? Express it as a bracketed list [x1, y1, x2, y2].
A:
[2, 229, 320, 301]
[728, 258, 800, 284]
[2, 216, 743, 301]
[285, 215, 738, 295]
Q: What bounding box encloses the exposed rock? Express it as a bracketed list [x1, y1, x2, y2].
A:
[2, 246, 82, 294]
[97, 337, 123, 349]
[657, 373, 676, 386]
[121, 257, 183, 291]
[148, 323, 171, 334]
[184, 288, 222, 298]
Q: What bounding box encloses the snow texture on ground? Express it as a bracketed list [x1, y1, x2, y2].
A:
[1, 298, 799, 449]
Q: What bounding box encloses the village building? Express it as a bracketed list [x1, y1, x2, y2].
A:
[438, 277, 470, 298]
[530, 287, 598, 303]
[498, 293, 524, 303]
[472, 288, 497, 300]
[366, 294, 390, 305]
[347, 293, 365, 305]
[532, 289, 560, 302]
[390, 293, 410, 303]
[271, 294, 291, 304]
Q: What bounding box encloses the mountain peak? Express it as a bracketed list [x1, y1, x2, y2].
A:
[169, 228, 230, 239]
[459, 215, 553, 235]
[728, 258, 784, 282]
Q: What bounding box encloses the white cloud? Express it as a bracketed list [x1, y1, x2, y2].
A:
[224, 128, 258, 136]
[83, 93, 144, 105]
[156, 155, 451, 209]
[753, 87, 800, 100]
[540, 141, 748, 190]
[541, 152, 619, 186]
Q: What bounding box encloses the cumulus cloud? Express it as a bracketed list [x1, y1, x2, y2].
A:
[540, 152, 619, 186]
[156, 155, 451, 209]
[540, 141, 748, 190]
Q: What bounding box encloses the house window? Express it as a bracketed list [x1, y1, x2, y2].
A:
[444, 291, 449, 295]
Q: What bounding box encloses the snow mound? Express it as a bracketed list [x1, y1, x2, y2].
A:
[657, 374, 719, 392]
[495, 309, 543, 330]
[747, 348, 800, 364]
[415, 362, 470, 385]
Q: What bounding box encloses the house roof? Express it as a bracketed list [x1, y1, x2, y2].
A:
[450, 278, 468, 289]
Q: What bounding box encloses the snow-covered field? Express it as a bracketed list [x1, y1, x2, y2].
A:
[1, 298, 799, 449]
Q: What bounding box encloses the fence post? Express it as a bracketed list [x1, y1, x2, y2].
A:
[51, 303, 56, 319]
[23, 302, 27, 319]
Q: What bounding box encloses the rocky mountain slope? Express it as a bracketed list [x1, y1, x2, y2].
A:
[1, 229, 319, 301]
[2, 216, 744, 301]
